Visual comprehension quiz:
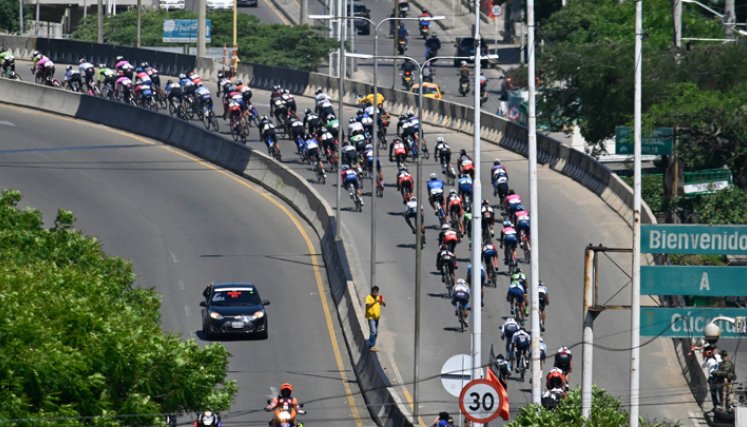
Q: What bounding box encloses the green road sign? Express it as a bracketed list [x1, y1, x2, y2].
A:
[641, 266, 747, 296]
[683, 168, 733, 195]
[641, 224, 747, 255]
[641, 307, 747, 338]
[615, 126, 673, 155]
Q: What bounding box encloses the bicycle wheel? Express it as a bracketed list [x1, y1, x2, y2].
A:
[230, 122, 240, 142]
[202, 114, 212, 129]
[210, 116, 220, 133]
[168, 101, 177, 117]
[458, 307, 465, 332]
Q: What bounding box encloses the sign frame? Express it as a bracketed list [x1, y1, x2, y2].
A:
[615, 126, 673, 155]
[458, 379, 502, 424]
[641, 224, 747, 255]
[640, 307, 747, 338]
[641, 265, 747, 296]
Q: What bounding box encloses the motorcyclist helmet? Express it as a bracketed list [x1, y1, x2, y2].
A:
[493, 158, 501, 165]
[280, 383, 293, 397]
[430, 173, 437, 180]
[115, 55, 124, 62]
[436, 137, 444, 143]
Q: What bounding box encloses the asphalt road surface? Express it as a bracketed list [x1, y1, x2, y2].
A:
[4, 60, 704, 425]
[0, 103, 370, 426]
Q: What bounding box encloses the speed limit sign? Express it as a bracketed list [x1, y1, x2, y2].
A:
[458, 379, 502, 424]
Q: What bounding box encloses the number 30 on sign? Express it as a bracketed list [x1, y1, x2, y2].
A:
[459, 379, 502, 424]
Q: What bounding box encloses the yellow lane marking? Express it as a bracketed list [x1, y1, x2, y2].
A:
[0, 104, 364, 426]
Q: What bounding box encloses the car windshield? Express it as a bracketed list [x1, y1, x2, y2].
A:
[420, 86, 439, 96]
[211, 288, 262, 306]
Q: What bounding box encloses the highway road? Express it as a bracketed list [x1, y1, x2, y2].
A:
[6, 56, 702, 424]
[0, 103, 369, 426]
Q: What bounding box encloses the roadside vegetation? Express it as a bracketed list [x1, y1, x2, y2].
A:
[0, 189, 237, 426]
[71, 9, 336, 71]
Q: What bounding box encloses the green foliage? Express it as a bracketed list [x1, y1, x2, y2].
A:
[689, 187, 747, 225]
[621, 174, 666, 213]
[71, 10, 336, 71]
[506, 386, 679, 427]
[0, 0, 31, 33]
[0, 189, 237, 426]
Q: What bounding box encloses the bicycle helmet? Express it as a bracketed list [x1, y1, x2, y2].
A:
[496, 353, 505, 360]
[449, 189, 457, 195]
[196, 82, 203, 87]
[407, 112, 415, 118]
[315, 88, 323, 95]
[559, 346, 569, 353]
[411, 196, 417, 202]
[494, 159, 502, 165]
[31, 50, 39, 57]
[141, 61, 149, 68]
[77, 58, 86, 64]
[98, 63, 107, 68]
[456, 278, 466, 286]
[441, 223, 450, 230]
[65, 65, 72, 71]
[436, 136, 444, 143]
[178, 73, 186, 79]
[460, 149, 467, 156]
[166, 79, 173, 85]
[235, 79, 243, 85]
[357, 109, 364, 115]
[503, 220, 512, 227]
[430, 173, 437, 180]
[400, 166, 408, 172]
[327, 114, 336, 121]
[349, 118, 357, 123]
[342, 164, 350, 171]
[115, 55, 124, 62]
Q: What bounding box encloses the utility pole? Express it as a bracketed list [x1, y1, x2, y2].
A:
[725, 0, 735, 37]
[35, 0, 39, 37]
[136, 0, 142, 48]
[300, 0, 308, 24]
[581, 247, 595, 418]
[629, 0, 643, 425]
[197, 0, 206, 56]
[673, 0, 682, 48]
[391, 1, 400, 90]
[97, 0, 103, 43]
[18, 0, 23, 35]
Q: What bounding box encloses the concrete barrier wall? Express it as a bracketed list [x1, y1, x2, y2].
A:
[0, 77, 413, 427]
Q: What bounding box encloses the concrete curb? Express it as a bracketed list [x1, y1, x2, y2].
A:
[267, 0, 299, 25]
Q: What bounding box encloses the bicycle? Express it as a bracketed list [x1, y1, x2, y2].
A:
[520, 230, 531, 263]
[441, 263, 455, 296]
[505, 244, 518, 270]
[457, 301, 468, 332]
[515, 349, 528, 382]
[265, 134, 282, 161]
[485, 256, 498, 287]
[230, 114, 248, 144]
[348, 184, 363, 212]
[202, 107, 220, 133]
[509, 293, 525, 325]
[315, 161, 326, 185]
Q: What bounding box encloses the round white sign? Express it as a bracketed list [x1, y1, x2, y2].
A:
[492, 5, 503, 17]
[440, 354, 474, 398]
[458, 379, 502, 424]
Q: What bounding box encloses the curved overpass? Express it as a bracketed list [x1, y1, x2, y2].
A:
[0, 103, 367, 426]
[2, 58, 700, 424]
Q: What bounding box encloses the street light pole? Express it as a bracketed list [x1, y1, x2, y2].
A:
[336, 1, 346, 240]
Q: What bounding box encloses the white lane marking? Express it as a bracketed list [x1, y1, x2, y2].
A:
[178, 280, 185, 290]
[0, 120, 15, 127]
[170, 251, 178, 263]
[184, 305, 191, 317]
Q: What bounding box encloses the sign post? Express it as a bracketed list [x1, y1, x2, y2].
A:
[615, 126, 673, 155]
[459, 379, 503, 424]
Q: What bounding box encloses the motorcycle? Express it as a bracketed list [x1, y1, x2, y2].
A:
[266, 400, 306, 427]
[398, 0, 409, 17]
[397, 37, 408, 55]
[459, 76, 470, 97]
[419, 20, 430, 38]
[401, 70, 414, 89]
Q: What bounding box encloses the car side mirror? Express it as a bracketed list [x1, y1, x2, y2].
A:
[263, 300, 271, 306]
[199, 301, 207, 307]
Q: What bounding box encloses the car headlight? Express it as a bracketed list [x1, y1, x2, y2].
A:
[209, 311, 223, 320]
[251, 311, 265, 320]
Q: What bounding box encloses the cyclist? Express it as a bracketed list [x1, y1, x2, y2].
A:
[348, 117, 364, 138]
[511, 267, 527, 288]
[506, 276, 526, 318]
[491, 159, 509, 201]
[340, 141, 359, 173]
[341, 164, 363, 205]
[503, 190, 522, 221]
[434, 137, 452, 172]
[194, 411, 221, 426]
[389, 137, 408, 167]
[451, 278, 471, 327]
[511, 327, 531, 373]
[546, 367, 567, 392]
[304, 109, 322, 135]
[364, 143, 383, 195]
[457, 173, 473, 209]
[397, 167, 414, 203]
[494, 353, 511, 388]
[554, 346, 573, 383]
[78, 59, 96, 89]
[427, 173, 445, 218]
[481, 199, 496, 241]
[458, 149, 474, 178]
[446, 189, 464, 235]
[500, 316, 520, 359]
[516, 208, 530, 244]
[324, 114, 340, 138]
[430, 412, 455, 427]
[0, 46, 14, 75]
[439, 224, 459, 254]
[404, 196, 424, 238]
[500, 220, 518, 267]
[482, 241, 499, 278]
[436, 243, 457, 287]
[465, 263, 486, 304]
[195, 82, 213, 116]
[63, 65, 82, 91]
[305, 134, 325, 180]
[538, 280, 549, 332]
[289, 116, 306, 154]
[165, 79, 183, 107]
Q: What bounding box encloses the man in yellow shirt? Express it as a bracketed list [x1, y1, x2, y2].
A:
[365, 286, 386, 352]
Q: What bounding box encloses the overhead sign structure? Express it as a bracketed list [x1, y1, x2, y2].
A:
[459, 379, 503, 424]
[641, 265, 747, 296]
[641, 224, 747, 255]
[440, 354, 475, 398]
[640, 307, 747, 338]
[163, 19, 212, 43]
[615, 126, 673, 155]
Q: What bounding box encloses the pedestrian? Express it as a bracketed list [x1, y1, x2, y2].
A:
[365, 286, 386, 352]
[702, 345, 722, 412]
[716, 350, 737, 411]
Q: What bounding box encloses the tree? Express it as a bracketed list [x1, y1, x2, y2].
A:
[506, 387, 678, 427]
[0, 0, 31, 34]
[71, 10, 337, 72]
[0, 189, 237, 426]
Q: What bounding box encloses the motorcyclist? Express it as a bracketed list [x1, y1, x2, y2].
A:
[400, 59, 416, 87]
[266, 383, 303, 426]
[425, 33, 441, 60]
[194, 411, 221, 427]
[397, 23, 409, 42]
